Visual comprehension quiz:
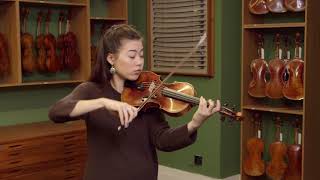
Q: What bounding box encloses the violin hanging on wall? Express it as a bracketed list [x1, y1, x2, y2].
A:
[243, 113, 265, 176]
[285, 119, 302, 180]
[265, 33, 286, 99]
[248, 33, 269, 98]
[284, 0, 305, 12]
[21, 8, 36, 74]
[0, 32, 10, 78]
[282, 32, 304, 100]
[36, 10, 47, 72]
[266, 117, 288, 180]
[267, 0, 287, 13]
[249, 0, 269, 15]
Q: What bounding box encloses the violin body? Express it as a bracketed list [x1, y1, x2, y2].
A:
[267, 0, 287, 13]
[249, 0, 269, 14]
[243, 137, 265, 176]
[0, 33, 10, 77]
[285, 144, 302, 180]
[266, 141, 288, 180]
[21, 32, 36, 73]
[122, 71, 195, 116]
[44, 33, 60, 73]
[64, 32, 80, 71]
[284, 0, 305, 12]
[248, 59, 268, 98]
[282, 59, 304, 100]
[266, 58, 286, 99]
[36, 33, 46, 72]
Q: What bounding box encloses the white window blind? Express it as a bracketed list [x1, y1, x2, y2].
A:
[148, 0, 214, 76]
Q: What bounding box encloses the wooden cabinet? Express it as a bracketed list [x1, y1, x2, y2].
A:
[0, 121, 87, 180]
[240, 0, 320, 180]
[0, 0, 128, 87]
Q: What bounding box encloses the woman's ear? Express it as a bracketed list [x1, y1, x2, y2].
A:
[106, 53, 115, 65]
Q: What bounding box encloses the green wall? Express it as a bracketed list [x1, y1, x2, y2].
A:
[0, 0, 241, 179]
[129, 0, 242, 178]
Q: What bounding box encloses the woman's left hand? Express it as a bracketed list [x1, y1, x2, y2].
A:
[188, 97, 221, 131]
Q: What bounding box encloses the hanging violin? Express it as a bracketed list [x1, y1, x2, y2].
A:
[265, 33, 286, 99]
[0, 32, 10, 77]
[248, 34, 269, 98]
[266, 117, 288, 180]
[243, 113, 265, 177]
[249, 0, 269, 15]
[36, 10, 47, 72]
[267, 0, 287, 13]
[284, 0, 305, 12]
[282, 33, 304, 100]
[285, 119, 302, 180]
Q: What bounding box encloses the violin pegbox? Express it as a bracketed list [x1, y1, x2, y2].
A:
[219, 103, 243, 122]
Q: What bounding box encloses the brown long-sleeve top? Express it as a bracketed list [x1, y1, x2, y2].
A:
[48, 82, 197, 180]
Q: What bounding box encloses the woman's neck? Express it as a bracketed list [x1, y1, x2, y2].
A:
[110, 75, 125, 93]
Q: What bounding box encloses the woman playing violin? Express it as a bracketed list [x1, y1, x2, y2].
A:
[48, 24, 221, 180]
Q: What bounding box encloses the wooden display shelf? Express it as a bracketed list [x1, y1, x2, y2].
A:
[242, 104, 303, 115]
[0, 80, 82, 88]
[90, 16, 127, 21]
[243, 22, 305, 29]
[19, 0, 86, 7]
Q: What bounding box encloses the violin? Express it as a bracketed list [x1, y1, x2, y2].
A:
[282, 33, 304, 100]
[285, 120, 302, 180]
[121, 71, 242, 121]
[265, 33, 286, 99]
[284, 0, 305, 12]
[248, 0, 269, 15]
[243, 113, 265, 176]
[57, 11, 65, 71]
[248, 34, 268, 98]
[21, 8, 36, 74]
[44, 10, 60, 73]
[0, 32, 10, 77]
[36, 10, 47, 72]
[266, 117, 288, 180]
[64, 10, 80, 71]
[267, 0, 287, 13]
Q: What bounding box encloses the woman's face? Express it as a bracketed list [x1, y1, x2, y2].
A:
[108, 39, 144, 81]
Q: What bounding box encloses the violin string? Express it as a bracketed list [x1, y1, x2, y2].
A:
[137, 33, 208, 111]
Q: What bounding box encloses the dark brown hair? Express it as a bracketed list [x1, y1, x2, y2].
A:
[89, 24, 143, 85]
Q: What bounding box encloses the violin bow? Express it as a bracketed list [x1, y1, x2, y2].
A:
[137, 33, 207, 112]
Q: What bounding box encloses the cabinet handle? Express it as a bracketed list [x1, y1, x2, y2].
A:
[9, 144, 22, 149]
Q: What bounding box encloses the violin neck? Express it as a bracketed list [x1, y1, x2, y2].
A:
[162, 87, 235, 119]
[162, 87, 199, 105]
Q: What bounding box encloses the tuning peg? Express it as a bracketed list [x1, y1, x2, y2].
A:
[224, 103, 229, 107]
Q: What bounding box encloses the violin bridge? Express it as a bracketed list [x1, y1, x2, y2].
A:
[148, 81, 156, 93]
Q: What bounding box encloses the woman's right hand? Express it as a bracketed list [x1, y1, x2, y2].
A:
[100, 98, 138, 128]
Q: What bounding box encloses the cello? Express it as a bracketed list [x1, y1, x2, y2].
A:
[284, 119, 302, 180]
[265, 33, 286, 99]
[0, 32, 10, 77]
[266, 117, 287, 180]
[243, 112, 265, 176]
[282, 33, 304, 100]
[248, 34, 269, 98]
[248, 0, 269, 15]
